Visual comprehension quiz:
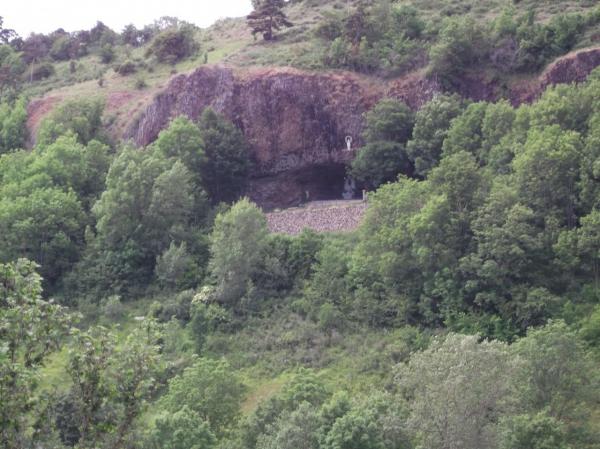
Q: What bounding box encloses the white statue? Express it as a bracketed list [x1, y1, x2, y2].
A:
[345, 135, 353, 151]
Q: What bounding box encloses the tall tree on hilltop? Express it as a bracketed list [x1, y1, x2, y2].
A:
[247, 0, 293, 41]
[0, 17, 17, 44]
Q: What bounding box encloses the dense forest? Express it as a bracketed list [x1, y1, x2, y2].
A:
[2, 1, 600, 449]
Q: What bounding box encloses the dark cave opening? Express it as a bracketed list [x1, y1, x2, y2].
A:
[297, 163, 361, 202]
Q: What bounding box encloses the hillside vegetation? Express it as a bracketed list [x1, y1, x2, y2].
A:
[1, 1, 600, 449]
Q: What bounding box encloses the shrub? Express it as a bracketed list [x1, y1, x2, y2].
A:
[99, 43, 115, 64]
[146, 28, 197, 64]
[31, 62, 55, 81]
[134, 76, 147, 90]
[114, 60, 137, 75]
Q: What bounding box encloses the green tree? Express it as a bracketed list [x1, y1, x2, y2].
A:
[29, 135, 111, 208]
[429, 17, 489, 86]
[111, 320, 163, 448]
[351, 141, 411, 189]
[406, 94, 463, 176]
[441, 102, 488, 161]
[155, 242, 199, 290]
[247, 0, 293, 41]
[0, 259, 70, 449]
[146, 27, 197, 64]
[513, 321, 598, 424]
[92, 148, 198, 288]
[395, 334, 518, 449]
[209, 198, 268, 307]
[362, 99, 414, 143]
[352, 98, 415, 191]
[198, 108, 250, 203]
[67, 326, 115, 449]
[0, 187, 85, 286]
[0, 45, 25, 99]
[37, 98, 106, 146]
[151, 406, 216, 449]
[67, 320, 162, 448]
[155, 116, 205, 187]
[162, 357, 245, 436]
[257, 402, 322, 449]
[513, 125, 582, 228]
[0, 96, 27, 153]
[499, 411, 569, 449]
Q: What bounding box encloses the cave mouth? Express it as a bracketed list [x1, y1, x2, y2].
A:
[297, 163, 362, 202]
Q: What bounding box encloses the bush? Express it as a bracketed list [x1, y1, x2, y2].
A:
[146, 28, 197, 64]
[99, 43, 115, 64]
[134, 76, 147, 90]
[31, 62, 55, 81]
[429, 17, 489, 86]
[100, 295, 124, 321]
[114, 60, 137, 75]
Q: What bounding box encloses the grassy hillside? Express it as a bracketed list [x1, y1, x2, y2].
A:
[2, 2, 600, 449]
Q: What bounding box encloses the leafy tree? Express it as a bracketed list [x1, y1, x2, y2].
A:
[155, 241, 199, 290]
[351, 99, 414, 188]
[362, 99, 414, 144]
[67, 320, 162, 448]
[458, 182, 554, 330]
[37, 98, 106, 146]
[247, 0, 293, 41]
[67, 326, 115, 449]
[49, 35, 73, 61]
[349, 178, 431, 325]
[162, 357, 245, 436]
[257, 402, 321, 449]
[0, 45, 25, 99]
[198, 108, 250, 204]
[0, 96, 27, 153]
[151, 406, 216, 449]
[513, 125, 582, 228]
[513, 321, 598, 424]
[91, 148, 199, 290]
[395, 334, 518, 449]
[29, 135, 111, 208]
[0, 17, 17, 44]
[442, 102, 487, 161]
[239, 368, 328, 449]
[303, 238, 351, 321]
[146, 28, 197, 64]
[555, 209, 600, 293]
[429, 17, 489, 86]
[499, 411, 569, 449]
[156, 116, 205, 185]
[0, 259, 70, 448]
[406, 94, 463, 176]
[351, 141, 411, 189]
[209, 198, 268, 307]
[0, 187, 85, 286]
[111, 320, 162, 448]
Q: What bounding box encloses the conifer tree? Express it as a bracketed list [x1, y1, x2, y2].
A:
[247, 0, 293, 41]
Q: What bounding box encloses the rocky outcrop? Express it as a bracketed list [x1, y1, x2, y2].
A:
[511, 47, 600, 104]
[125, 48, 600, 208]
[125, 66, 386, 208]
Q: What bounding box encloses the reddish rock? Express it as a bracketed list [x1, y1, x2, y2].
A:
[125, 66, 385, 207]
[123, 48, 600, 208]
[511, 47, 600, 104]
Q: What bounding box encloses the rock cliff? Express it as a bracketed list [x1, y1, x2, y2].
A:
[123, 48, 600, 208]
[125, 66, 386, 208]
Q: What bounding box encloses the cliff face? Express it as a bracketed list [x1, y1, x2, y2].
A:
[125, 48, 600, 209]
[126, 66, 388, 208]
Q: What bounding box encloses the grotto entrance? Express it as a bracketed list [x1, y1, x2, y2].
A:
[298, 163, 360, 203]
[248, 163, 363, 211]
